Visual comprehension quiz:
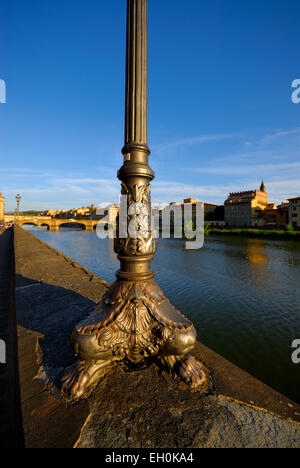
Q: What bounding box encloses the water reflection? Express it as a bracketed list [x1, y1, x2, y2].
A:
[245, 239, 269, 265]
[243, 239, 271, 289]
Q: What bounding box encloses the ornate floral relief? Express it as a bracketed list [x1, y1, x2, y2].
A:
[102, 307, 169, 364]
[115, 182, 156, 256]
[76, 280, 192, 356]
[121, 182, 151, 205]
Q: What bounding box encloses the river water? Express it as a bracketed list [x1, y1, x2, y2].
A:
[25, 226, 300, 404]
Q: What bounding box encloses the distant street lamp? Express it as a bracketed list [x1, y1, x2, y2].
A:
[61, 0, 210, 402]
[15, 194, 21, 218]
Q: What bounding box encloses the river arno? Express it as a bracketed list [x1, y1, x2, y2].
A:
[25, 227, 300, 404]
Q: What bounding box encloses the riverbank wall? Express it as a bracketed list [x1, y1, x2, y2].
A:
[9, 227, 300, 448]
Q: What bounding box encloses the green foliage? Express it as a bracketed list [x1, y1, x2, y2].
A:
[204, 224, 211, 235]
[207, 228, 300, 240]
[284, 224, 294, 232]
[20, 211, 43, 216]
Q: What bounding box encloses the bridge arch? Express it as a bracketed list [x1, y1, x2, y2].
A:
[13, 216, 114, 232]
[57, 221, 87, 230]
[20, 222, 38, 227]
[40, 223, 50, 230]
[20, 221, 50, 230]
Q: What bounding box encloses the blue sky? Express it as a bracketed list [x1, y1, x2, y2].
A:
[1, 0, 300, 211]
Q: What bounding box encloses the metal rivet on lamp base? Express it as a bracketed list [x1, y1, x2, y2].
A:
[61, 0, 210, 402]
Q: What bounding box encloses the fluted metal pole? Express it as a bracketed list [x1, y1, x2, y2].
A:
[124, 0, 149, 152]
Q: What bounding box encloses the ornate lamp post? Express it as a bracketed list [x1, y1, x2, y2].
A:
[61, 0, 209, 401]
[15, 194, 21, 219]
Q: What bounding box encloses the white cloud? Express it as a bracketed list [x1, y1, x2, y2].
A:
[267, 179, 300, 204]
[152, 178, 300, 206]
[152, 180, 236, 205]
[1, 174, 120, 211]
[245, 127, 300, 147]
[260, 128, 300, 146]
[2, 126, 300, 211]
[154, 132, 242, 154]
[2, 170, 299, 211]
[189, 161, 300, 177]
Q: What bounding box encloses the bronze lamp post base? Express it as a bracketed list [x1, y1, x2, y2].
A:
[61, 279, 208, 402]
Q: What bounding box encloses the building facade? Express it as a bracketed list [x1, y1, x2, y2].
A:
[224, 182, 270, 227]
[288, 197, 300, 228]
[0, 192, 4, 221]
[160, 199, 222, 231]
[204, 203, 221, 221]
[263, 202, 289, 225]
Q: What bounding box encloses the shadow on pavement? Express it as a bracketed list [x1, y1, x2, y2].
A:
[16, 274, 96, 388]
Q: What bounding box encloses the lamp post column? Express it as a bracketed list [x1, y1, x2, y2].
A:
[61, 0, 210, 402]
[115, 0, 155, 282]
[15, 194, 21, 224]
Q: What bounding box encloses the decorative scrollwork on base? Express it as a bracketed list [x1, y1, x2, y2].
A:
[60, 279, 209, 402]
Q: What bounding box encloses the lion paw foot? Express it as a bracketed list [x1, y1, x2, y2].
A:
[161, 355, 207, 388]
[60, 359, 110, 401]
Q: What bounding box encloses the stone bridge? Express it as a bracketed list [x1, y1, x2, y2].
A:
[4, 215, 112, 232]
